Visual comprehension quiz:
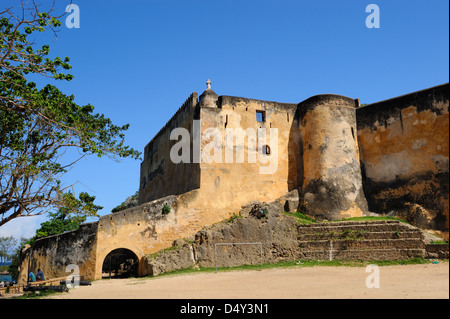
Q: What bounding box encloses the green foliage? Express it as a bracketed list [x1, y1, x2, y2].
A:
[162, 204, 171, 215]
[0, 236, 17, 264]
[16, 289, 61, 299]
[341, 229, 366, 241]
[111, 191, 139, 213]
[259, 208, 269, 219]
[283, 211, 317, 224]
[225, 213, 242, 223]
[27, 192, 103, 245]
[0, 3, 141, 226]
[7, 237, 28, 281]
[330, 216, 409, 224]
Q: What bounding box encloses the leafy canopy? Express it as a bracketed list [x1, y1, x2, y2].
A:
[0, 3, 141, 227]
[28, 192, 103, 245]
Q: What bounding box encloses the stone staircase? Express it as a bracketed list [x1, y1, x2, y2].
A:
[297, 220, 426, 261]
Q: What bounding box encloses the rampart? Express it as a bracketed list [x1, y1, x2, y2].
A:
[17, 82, 449, 282]
[139, 92, 200, 204]
[19, 222, 98, 283]
[356, 83, 449, 231]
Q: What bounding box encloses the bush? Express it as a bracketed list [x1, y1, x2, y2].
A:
[162, 204, 171, 215]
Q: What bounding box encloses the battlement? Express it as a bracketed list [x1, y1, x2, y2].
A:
[144, 92, 198, 161]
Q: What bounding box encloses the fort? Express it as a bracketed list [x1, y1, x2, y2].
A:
[17, 81, 449, 282]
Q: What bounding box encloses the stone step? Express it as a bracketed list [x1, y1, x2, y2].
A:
[299, 220, 402, 227]
[297, 222, 414, 235]
[298, 230, 424, 241]
[298, 238, 426, 251]
[299, 248, 426, 261]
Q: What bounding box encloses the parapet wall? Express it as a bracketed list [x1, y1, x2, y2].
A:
[139, 92, 200, 204]
[197, 95, 302, 212]
[356, 83, 449, 231]
[18, 222, 98, 283]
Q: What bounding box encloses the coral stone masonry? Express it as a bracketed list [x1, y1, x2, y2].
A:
[18, 82, 449, 282]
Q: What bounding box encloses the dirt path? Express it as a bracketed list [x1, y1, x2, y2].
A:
[46, 262, 449, 299]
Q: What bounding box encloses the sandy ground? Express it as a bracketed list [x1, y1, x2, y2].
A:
[43, 262, 449, 299]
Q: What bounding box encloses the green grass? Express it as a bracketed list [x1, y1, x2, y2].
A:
[14, 289, 62, 299]
[430, 241, 449, 245]
[282, 211, 316, 224]
[136, 257, 436, 281]
[146, 245, 181, 260]
[224, 213, 243, 223]
[330, 216, 409, 224]
[282, 211, 409, 225]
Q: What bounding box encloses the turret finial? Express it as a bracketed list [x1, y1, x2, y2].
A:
[206, 79, 211, 90]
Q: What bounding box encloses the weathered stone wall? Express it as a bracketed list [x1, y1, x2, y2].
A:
[298, 94, 369, 220]
[196, 95, 302, 214]
[146, 201, 427, 277]
[95, 195, 179, 279]
[146, 200, 301, 276]
[139, 92, 200, 204]
[356, 83, 449, 231]
[17, 222, 98, 283]
[22, 83, 448, 282]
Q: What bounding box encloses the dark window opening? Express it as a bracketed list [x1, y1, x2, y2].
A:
[262, 144, 271, 155]
[256, 111, 265, 122]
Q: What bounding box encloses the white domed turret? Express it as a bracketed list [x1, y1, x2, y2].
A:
[199, 79, 218, 108]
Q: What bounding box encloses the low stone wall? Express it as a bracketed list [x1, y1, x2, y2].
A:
[18, 222, 98, 283]
[425, 244, 449, 259]
[145, 202, 428, 277]
[146, 201, 299, 276]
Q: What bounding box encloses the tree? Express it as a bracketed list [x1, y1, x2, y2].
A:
[0, 2, 141, 226]
[27, 191, 103, 245]
[7, 236, 27, 280]
[111, 191, 139, 213]
[0, 235, 17, 265]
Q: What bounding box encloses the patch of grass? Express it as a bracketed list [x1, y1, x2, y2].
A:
[138, 257, 434, 281]
[14, 289, 62, 299]
[225, 213, 243, 223]
[145, 245, 180, 260]
[430, 241, 449, 245]
[283, 211, 316, 224]
[330, 216, 409, 224]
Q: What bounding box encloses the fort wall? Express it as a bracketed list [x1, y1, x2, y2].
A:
[139, 92, 200, 204]
[197, 96, 301, 213]
[356, 83, 449, 231]
[17, 82, 449, 282]
[299, 94, 369, 220]
[18, 222, 98, 283]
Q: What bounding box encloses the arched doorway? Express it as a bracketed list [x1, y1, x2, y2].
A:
[102, 248, 139, 279]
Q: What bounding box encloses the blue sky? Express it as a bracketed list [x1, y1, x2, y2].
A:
[0, 0, 448, 241]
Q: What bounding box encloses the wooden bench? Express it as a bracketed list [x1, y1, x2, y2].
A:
[0, 277, 67, 296]
[27, 277, 68, 287]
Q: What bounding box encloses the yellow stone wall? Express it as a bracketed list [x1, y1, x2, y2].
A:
[357, 83, 449, 230]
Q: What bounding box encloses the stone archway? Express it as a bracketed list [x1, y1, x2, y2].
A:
[101, 248, 139, 279]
